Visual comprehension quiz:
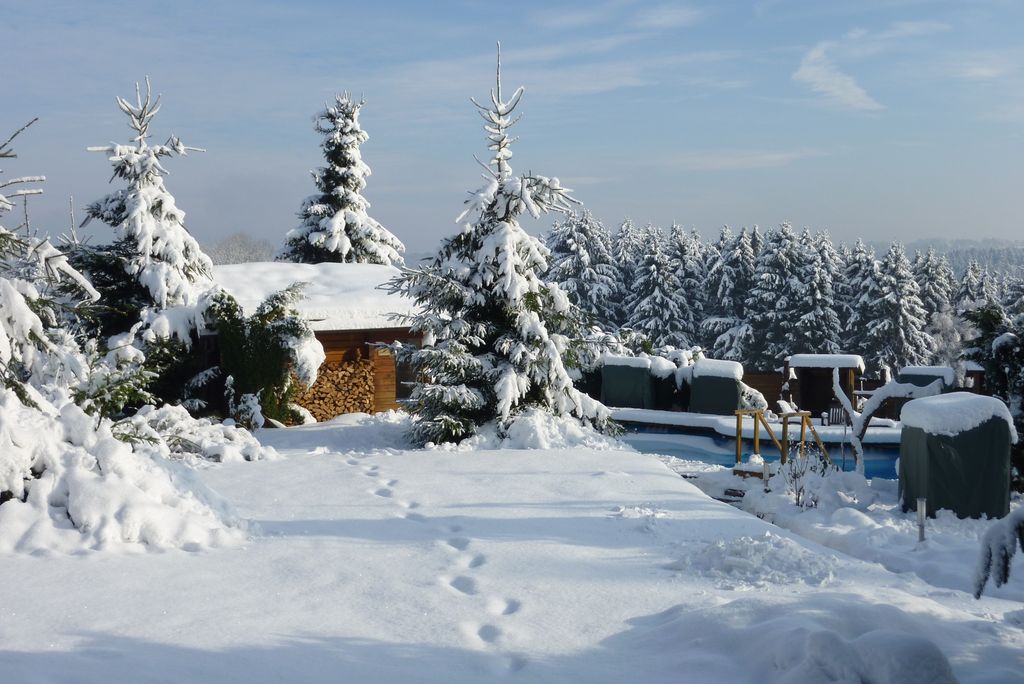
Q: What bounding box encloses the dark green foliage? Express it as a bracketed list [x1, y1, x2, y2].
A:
[207, 284, 317, 425]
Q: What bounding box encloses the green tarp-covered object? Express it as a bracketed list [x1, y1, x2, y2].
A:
[899, 393, 1014, 519]
[601, 363, 654, 409]
[689, 375, 742, 416]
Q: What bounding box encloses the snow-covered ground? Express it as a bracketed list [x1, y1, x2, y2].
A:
[1, 414, 1022, 683]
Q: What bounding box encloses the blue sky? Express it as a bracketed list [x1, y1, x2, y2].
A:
[6, 0, 1023, 254]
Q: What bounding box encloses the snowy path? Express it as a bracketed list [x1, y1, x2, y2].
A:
[0, 415, 1022, 683]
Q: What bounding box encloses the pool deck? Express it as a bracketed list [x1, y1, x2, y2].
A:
[610, 407, 902, 445]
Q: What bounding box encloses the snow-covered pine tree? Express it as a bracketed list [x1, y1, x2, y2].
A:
[789, 228, 842, 355]
[666, 223, 704, 346]
[843, 239, 881, 362]
[750, 225, 764, 258]
[279, 93, 404, 265]
[544, 209, 620, 329]
[386, 46, 608, 445]
[1004, 273, 1024, 318]
[863, 242, 935, 375]
[77, 79, 214, 342]
[625, 235, 687, 348]
[702, 227, 756, 360]
[611, 218, 645, 327]
[834, 241, 854, 331]
[746, 224, 800, 371]
[956, 259, 987, 313]
[913, 248, 955, 321]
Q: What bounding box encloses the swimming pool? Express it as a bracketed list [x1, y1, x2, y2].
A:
[621, 428, 900, 480]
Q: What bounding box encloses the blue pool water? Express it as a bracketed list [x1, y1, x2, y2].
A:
[621, 428, 900, 480]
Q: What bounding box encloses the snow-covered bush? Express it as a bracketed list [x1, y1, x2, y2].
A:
[115, 403, 266, 463]
[974, 507, 1024, 598]
[279, 93, 404, 265]
[205, 284, 325, 428]
[387, 47, 610, 445]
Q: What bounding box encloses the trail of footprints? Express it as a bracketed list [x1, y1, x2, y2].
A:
[347, 454, 526, 673]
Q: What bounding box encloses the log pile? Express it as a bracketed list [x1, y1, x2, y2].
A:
[295, 358, 375, 421]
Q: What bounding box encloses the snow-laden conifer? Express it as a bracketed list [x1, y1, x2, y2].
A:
[913, 248, 955, 320]
[863, 242, 935, 374]
[701, 227, 756, 360]
[843, 239, 880, 361]
[544, 210, 620, 329]
[789, 229, 842, 355]
[667, 224, 704, 345]
[625, 235, 687, 347]
[746, 224, 800, 371]
[387, 47, 609, 445]
[79, 79, 214, 341]
[279, 93, 404, 265]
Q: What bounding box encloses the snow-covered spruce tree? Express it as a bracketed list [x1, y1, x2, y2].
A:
[745, 224, 800, 371]
[279, 93, 404, 266]
[0, 124, 244, 552]
[701, 227, 756, 360]
[862, 242, 934, 375]
[543, 210, 620, 329]
[612, 218, 645, 326]
[789, 228, 842, 356]
[843, 239, 882, 364]
[913, 248, 963, 365]
[1004, 274, 1024, 318]
[666, 224, 704, 346]
[76, 79, 214, 340]
[386, 47, 609, 445]
[956, 259, 997, 314]
[626, 235, 688, 348]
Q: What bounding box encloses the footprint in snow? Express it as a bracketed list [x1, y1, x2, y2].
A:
[447, 537, 471, 551]
[404, 512, 427, 523]
[372, 488, 393, 498]
[487, 597, 520, 616]
[449, 576, 478, 595]
[477, 624, 501, 643]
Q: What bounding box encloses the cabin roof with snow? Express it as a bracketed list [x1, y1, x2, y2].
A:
[212, 262, 416, 332]
[787, 354, 866, 373]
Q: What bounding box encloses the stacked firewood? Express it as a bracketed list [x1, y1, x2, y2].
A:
[295, 359, 375, 421]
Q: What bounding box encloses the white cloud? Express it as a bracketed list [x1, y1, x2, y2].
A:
[674, 148, 822, 171]
[793, 42, 884, 111]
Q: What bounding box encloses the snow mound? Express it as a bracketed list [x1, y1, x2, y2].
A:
[256, 410, 414, 455]
[899, 365, 955, 385]
[901, 392, 1018, 442]
[692, 358, 743, 380]
[602, 353, 650, 368]
[647, 356, 677, 379]
[682, 531, 836, 588]
[444, 409, 625, 451]
[0, 391, 246, 553]
[122, 404, 270, 463]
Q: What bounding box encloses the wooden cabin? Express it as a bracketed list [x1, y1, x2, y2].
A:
[214, 262, 421, 421]
[785, 354, 865, 418]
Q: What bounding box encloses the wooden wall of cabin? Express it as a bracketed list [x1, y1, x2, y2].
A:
[743, 373, 786, 410]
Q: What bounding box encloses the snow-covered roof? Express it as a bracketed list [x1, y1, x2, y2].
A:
[901, 392, 1018, 443]
[962, 361, 985, 372]
[899, 366, 955, 386]
[213, 262, 416, 332]
[788, 354, 865, 372]
[692, 359, 743, 381]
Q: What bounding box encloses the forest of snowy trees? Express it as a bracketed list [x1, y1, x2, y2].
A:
[544, 212, 1022, 377]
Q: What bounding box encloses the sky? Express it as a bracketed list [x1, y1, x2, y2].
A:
[5, 0, 1023, 255]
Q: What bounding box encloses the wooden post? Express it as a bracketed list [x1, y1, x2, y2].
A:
[735, 412, 743, 465]
[781, 415, 789, 465]
[799, 413, 808, 459]
[753, 412, 761, 456]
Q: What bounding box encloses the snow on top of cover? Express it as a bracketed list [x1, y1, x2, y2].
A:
[692, 358, 743, 380]
[789, 353, 866, 372]
[648, 356, 677, 379]
[899, 366, 955, 385]
[602, 354, 650, 369]
[901, 392, 1018, 443]
[213, 262, 415, 331]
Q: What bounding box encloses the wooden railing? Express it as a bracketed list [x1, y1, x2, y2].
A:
[733, 409, 830, 467]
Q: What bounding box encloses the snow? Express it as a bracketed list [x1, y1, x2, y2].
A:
[691, 358, 743, 380]
[602, 353, 650, 368]
[213, 262, 416, 331]
[901, 392, 1019, 443]
[788, 353, 866, 372]
[900, 365, 956, 385]
[2, 413, 1022, 683]
[648, 355, 677, 379]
